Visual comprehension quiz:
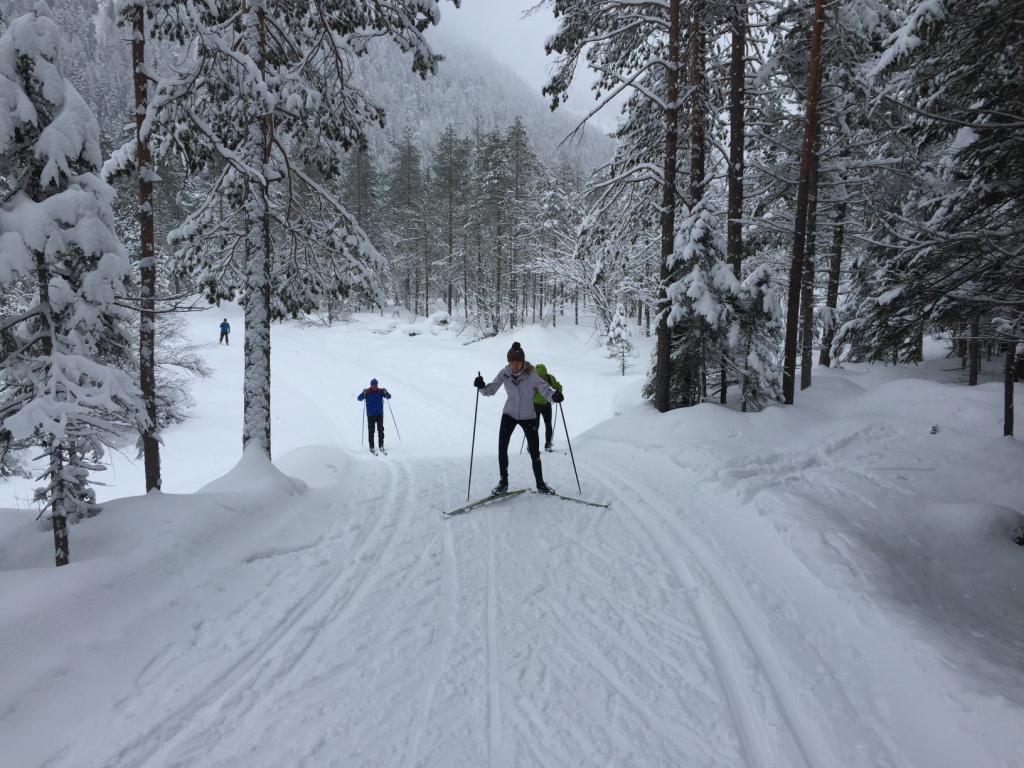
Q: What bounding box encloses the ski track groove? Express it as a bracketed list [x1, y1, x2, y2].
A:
[537, 603, 698, 757]
[101, 457, 409, 768]
[401, 480, 459, 768]
[594, 459, 832, 768]
[486, 501, 501, 766]
[194, 459, 421, 762]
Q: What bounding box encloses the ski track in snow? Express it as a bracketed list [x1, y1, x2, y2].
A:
[591, 459, 812, 768]
[101, 460, 414, 768]
[486, 500, 501, 765]
[13, 433, 1003, 767]
[78, 433, 909, 767]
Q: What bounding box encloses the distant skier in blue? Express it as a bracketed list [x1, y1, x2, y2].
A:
[474, 341, 563, 495]
[219, 318, 230, 345]
[358, 379, 392, 455]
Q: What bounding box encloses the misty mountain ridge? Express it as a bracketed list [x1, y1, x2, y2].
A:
[352, 32, 616, 173]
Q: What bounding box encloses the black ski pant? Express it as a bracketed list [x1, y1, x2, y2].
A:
[498, 412, 544, 486]
[534, 402, 554, 446]
[367, 414, 384, 448]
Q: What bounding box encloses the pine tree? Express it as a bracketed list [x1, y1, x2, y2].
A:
[0, 2, 146, 566]
[606, 303, 634, 375]
[430, 125, 471, 316]
[142, 0, 452, 457]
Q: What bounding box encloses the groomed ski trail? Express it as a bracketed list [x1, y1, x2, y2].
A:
[84, 445, 910, 767]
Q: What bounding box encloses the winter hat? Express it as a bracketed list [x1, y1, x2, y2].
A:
[370, 378, 378, 387]
[507, 342, 525, 363]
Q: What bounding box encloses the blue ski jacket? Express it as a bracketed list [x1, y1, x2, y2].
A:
[358, 386, 391, 416]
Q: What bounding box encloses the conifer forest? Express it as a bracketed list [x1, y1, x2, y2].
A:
[1, 0, 1021, 566]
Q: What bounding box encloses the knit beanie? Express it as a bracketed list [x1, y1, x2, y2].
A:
[507, 342, 525, 363]
[370, 378, 378, 387]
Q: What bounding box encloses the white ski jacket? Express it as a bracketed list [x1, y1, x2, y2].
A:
[480, 362, 557, 421]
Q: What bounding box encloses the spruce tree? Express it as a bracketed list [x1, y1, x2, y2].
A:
[0, 2, 145, 565]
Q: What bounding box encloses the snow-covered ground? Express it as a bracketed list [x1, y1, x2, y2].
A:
[2, 304, 1023, 768]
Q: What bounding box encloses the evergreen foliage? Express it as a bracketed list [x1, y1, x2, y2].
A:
[0, 1, 146, 565]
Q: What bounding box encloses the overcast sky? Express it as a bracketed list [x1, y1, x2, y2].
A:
[427, 0, 622, 131]
[433, 0, 559, 95]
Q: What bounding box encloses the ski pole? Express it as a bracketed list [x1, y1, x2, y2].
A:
[558, 402, 582, 494]
[467, 371, 481, 501]
[361, 400, 365, 446]
[386, 397, 402, 442]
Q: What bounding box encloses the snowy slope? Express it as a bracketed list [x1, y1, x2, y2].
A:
[2, 307, 1023, 768]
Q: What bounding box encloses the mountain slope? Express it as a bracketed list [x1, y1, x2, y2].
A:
[353, 34, 615, 172]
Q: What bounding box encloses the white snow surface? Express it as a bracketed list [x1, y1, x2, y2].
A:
[2, 305, 1024, 768]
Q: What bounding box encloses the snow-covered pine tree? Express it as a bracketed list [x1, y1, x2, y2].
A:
[544, 0, 688, 412]
[430, 124, 471, 317]
[383, 130, 426, 314]
[504, 117, 543, 329]
[606, 303, 633, 375]
[141, 0, 454, 457]
[0, 1, 146, 566]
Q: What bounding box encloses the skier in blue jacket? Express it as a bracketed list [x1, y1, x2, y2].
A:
[358, 379, 391, 455]
[474, 341, 563, 495]
[219, 318, 230, 345]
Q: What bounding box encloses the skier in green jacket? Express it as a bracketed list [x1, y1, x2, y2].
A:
[532, 363, 563, 452]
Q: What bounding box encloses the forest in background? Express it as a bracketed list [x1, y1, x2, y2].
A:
[1, 0, 1021, 566]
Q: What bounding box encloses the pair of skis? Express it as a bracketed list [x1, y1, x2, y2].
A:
[444, 488, 609, 517]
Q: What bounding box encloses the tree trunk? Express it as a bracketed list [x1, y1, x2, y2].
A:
[51, 452, 69, 567]
[447, 172, 454, 315]
[654, 0, 681, 413]
[800, 154, 819, 390]
[782, 0, 825, 404]
[726, 0, 745, 280]
[819, 199, 846, 367]
[969, 315, 980, 386]
[495, 207, 503, 334]
[241, 5, 273, 458]
[1005, 342, 1016, 436]
[132, 6, 161, 491]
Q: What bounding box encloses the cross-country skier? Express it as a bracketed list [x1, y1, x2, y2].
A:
[358, 379, 391, 455]
[532, 363, 563, 452]
[219, 318, 230, 345]
[474, 342, 564, 495]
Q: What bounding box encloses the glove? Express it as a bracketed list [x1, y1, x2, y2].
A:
[551, 391, 564, 403]
[474, 375, 485, 389]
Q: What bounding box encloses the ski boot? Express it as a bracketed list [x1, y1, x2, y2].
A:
[492, 479, 509, 496]
[536, 483, 556, 495]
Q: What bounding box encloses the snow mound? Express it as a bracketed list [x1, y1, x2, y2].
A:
[197, 444, 307, 497]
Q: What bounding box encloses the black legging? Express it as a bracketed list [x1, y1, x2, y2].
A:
[367, 414, 384, 448]
[498, 413, 545, 486]
[535, 402, 553, 446]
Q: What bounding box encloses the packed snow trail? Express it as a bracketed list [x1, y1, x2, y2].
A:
[4, 314, 1024, 767]
[83, 448, 877, 767]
